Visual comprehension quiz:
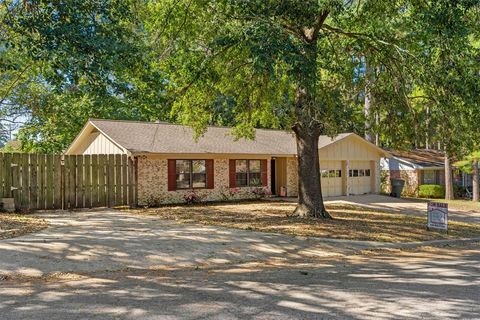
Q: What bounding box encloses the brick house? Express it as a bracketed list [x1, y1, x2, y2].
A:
[381, 149, 472, 196]
[66, 119, 390, 205]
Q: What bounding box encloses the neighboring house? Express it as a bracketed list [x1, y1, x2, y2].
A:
[381, 149, 472, 196]
[66, 119, 390, 205]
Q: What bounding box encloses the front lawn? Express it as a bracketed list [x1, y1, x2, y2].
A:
[0, 214, 48, 240]
[424, 199, 480, 212]
[406, 197, 480, 212]
[127, 202, 480, 243]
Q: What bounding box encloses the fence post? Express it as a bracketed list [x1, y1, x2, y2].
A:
[21, 153, 30, 210]
[45, 154, 54, 209]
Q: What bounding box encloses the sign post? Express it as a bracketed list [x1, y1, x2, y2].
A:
[427, 202, 448, 232]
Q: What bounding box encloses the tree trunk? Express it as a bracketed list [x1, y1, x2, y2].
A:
[292, 125, 331, 219]
[364, 58, 374, 143]
[473, 160, 479, 202]
[289, 40, 331, 219]
[425, 107, 430, 150]
[445, 153, 454, 200]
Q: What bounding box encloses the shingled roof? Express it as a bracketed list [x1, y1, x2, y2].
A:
[67, 119, 384, 156]
[389, 149, 445, 168]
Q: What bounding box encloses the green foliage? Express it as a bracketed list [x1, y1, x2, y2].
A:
[148, 0, 414, 138]
[419, 185, 445, 199]
[0, 0, 478, 161]
[455, 151, 480, 174]
[1, 0, 168, 152]
[402, 1, 480, 156]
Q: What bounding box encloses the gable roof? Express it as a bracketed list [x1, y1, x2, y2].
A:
[66, 119, 390, 156]
[388, 149, 445, 168]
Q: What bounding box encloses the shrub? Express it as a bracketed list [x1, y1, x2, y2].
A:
[145, 195, 161, 208]
[184, 190, 202, 204]
[251, 187, 272, 198]
[454, 185, 466, 199]
[418, 184, 445, 198]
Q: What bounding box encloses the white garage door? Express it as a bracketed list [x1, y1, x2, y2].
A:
[349, 161, 372, 195]
[320, 161, 343, 197]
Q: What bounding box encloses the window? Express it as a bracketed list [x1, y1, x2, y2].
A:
[349, 169, 369, 177]
[423, 170, 436, 184]
[236, 160, 262, 187]
[249, 160, 262, 186]
[321, 170, 342, 178]
[192, 160, 207, 188]
[176, 160, 206, 189]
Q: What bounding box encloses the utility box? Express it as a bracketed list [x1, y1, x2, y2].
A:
[0, 198, 15, 213]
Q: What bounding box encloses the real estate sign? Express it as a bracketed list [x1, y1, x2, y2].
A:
[427, 202, 448, 231]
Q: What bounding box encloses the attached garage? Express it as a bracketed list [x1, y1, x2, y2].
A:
[315, 134, 389, 197]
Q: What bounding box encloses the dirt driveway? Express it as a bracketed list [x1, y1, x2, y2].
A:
[1, 208, 479, 319]
[0, 209, 371, 278]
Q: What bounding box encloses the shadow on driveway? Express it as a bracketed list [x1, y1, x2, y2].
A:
[0, 242, 478, 319]
[0, 209, 361, 278]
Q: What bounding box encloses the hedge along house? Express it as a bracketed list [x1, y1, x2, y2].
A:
[66, 119, 390, 205]
[381, 149, 472, 196]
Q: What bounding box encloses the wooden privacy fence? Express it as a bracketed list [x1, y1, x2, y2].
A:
[0, 153, 137, 211]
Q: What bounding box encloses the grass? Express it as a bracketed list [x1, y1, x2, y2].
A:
[408, 197, 480, 212]
[427, 199, 480, 212]
[0, 213, 48, 240]
[126, 201, 480, 243]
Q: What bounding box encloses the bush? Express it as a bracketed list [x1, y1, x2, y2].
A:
[418, 184, 445, 198]
[251, 187, 272, 198]
[184, 190, 202, 204]
[454, 185, 467, 199]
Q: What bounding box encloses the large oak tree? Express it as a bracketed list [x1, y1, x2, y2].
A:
[149, 0, 413, 217]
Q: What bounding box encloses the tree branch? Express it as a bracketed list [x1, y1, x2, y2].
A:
[0, 63, 32, 106]
[322, 23, 371, 39]
[308, 11, 330, 42]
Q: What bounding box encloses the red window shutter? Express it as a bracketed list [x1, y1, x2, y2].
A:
[167, 159, 177, 191]
[260, 159, 268, 186]
[229, 159, 236, 188]
[206, 159, 214, 189]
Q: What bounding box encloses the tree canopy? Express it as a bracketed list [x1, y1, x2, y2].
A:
[1, 0, 167, 152]
[0, 0, 479, 209]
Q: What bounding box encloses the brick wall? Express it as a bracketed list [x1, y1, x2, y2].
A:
[382, 169, 419, 196]
[136, 156, 271, 206]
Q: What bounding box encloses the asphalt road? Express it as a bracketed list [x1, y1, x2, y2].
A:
[1, 243, 479, 320]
